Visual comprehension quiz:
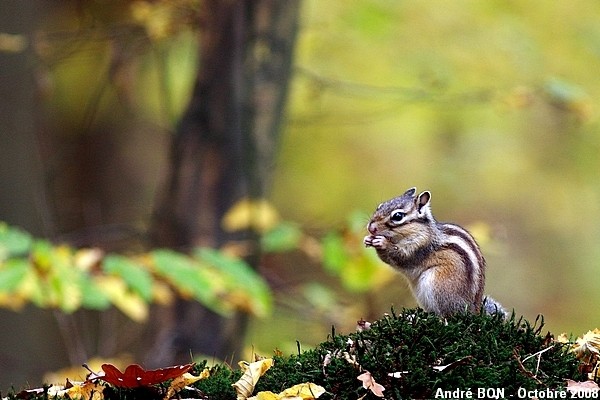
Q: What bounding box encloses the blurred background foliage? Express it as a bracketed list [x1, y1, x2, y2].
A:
[1, 0, 600, 389]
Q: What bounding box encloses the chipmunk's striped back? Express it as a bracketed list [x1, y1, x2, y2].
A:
[438, 222, 486, 309]
[364, 187, 505, 317]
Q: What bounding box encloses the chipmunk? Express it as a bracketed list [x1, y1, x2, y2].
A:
[364, 187, 505, 317]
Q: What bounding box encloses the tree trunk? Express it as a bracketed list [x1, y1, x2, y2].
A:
[148, 0, 300, 364]
[0, 1, 72, 390]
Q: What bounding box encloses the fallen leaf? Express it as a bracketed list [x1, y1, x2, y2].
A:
[572, 329, 600, 363]
[566, 379, 600, 396]
[45, 356, 133, 385]
[163, 370, 209, 400]
[98, 363, 194, 388]
[248, 392, 279, 400]
[248, 383, 326, 400]
[278, 382, 326, 399]
[65, 380, 105, 400]
[356, 319, 371, 332]
[555, 333, 570, 344]
[342, 351, 359, 367]
[357, 371, 385, 397]
[15, 380, 105, 400]
[232, 358, 274, 400]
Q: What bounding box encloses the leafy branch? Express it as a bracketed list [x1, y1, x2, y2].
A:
[0, 222, 272, 321]
[0, 206, 392, 323]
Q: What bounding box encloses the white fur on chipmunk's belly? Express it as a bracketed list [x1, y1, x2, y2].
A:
[410, 269, 470, 314]
[411, 269, 439, 312]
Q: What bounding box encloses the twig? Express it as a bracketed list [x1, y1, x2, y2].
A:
[513, 349, 543, 385]
[522, 345, 555, 376]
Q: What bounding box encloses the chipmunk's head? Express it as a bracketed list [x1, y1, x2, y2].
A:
[367, 187, 434, 238]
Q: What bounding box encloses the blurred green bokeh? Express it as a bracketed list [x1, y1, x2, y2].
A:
[2, 0, 600, 371]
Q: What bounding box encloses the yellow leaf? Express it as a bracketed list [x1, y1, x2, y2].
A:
[232, 358, 274, 400]
[30, 380, 104, 400]
[556, 333, 570, 344]
[95, 276, 148, 322]
[64, 380, 105, 400]
[0, 32, 27, 53]
[0, 291, 26, 310]
[248, 392, 279, 400]
[222, 198, 280, 233]
[152, 280, 174, 305]
[74, 248, 104, 272]
[163, 370, 210, 400]
[278, 382, 326, 399]
[130, 1, 175, 40]
[19, 268, 44, 306]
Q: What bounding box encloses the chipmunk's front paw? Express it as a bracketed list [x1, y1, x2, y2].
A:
[364, 235, 386, 249]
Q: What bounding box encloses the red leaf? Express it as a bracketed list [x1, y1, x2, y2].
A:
[99, 363, 194, 388]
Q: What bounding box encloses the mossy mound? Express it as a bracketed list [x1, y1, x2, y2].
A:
[249, 308, 584, 399]
[7, 309, 585, 399]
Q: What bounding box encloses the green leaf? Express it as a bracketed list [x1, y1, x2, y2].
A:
[195, 247, 272, 317]
[321, 232, 349, 275]
[0, 258, 29, 292]
[151, 249, 226, 314]
[302, 282, 338, 312]
[79, 275, 111, 310]
[30, 240, 54, 271]
[196, 248, 258, 285]
[0, 223, 33, 261]
[103, 254, 153, 301]
[339, 254, 380, 292]
[261, 222, 302, 253]
[47, 246, 82, 313]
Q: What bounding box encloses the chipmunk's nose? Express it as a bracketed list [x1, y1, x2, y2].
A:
[367, 222, 377, 234]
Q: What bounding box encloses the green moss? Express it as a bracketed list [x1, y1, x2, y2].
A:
[252, 308, 584, 399]
[5, 309, 585, 400]
[191, 362, 241, 400]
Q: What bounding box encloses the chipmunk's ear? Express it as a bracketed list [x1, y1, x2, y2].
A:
[403, 187, 417, 197]
[417, 191, 431, 214]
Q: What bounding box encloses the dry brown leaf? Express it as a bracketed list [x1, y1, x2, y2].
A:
[357, 371, 385, 398]
[572, 329, 600, 363]
[232, 358, 274, 400]
[64, 380, 105, 400]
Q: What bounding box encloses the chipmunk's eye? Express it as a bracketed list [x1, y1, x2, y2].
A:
[390, 210, 406, 223]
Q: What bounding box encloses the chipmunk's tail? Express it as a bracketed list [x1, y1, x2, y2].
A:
[482, 296, 508, 318]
